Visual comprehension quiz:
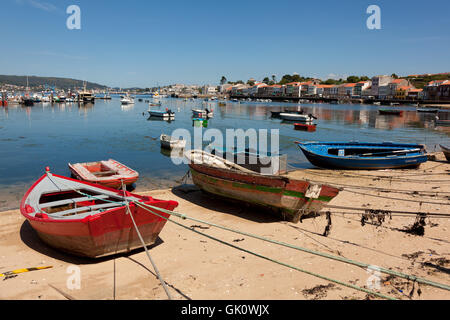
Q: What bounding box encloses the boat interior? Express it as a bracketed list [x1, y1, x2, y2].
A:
[81, 162, 117, 177]
[37, 189, 127, 219]
[327, 147, 418, 157]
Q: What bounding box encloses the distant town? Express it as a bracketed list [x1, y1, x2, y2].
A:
[1, 72, 449, 104]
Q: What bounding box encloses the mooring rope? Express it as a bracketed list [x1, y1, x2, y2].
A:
[121, 180, 173, 300]
[133, 202, 396, 300]
[44, 174, 450, 296]
[133, 201, 450, 293]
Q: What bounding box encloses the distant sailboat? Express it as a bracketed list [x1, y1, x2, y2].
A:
[22, 76, 34, 106]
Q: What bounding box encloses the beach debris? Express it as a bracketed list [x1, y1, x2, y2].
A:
[233, 238, 245, 242]
[301, 283, 337, 300]
[190, 224, 210, 230]
[403, 213, 427, 236]
[361, 209, 392, 227]
[0, 266, 52, 280]
[322, 211, 332, 237]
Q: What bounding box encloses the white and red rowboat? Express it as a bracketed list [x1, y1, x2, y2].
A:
[68, 159, 139, 189]
[20, 168, 178, 258]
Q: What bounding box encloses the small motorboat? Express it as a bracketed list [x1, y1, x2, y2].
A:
[378, 109, 403, 116]
[149, 102, 162, 107]
[20, 168, 178, 258]
[295, 141, 428, 170]
[271, 109, 303, 118]
[160, 134, 186, 150]
[185, 150, 340, 222]
[440, 144, 450, 161]
[148, 109, 175, 119]
[68, 159, 139, 189]
[294, 123, 316, 132]
[120, 96, 135, 104]
[417, 108, 439, 113]
[279, 113, 315, 122]
[192, 108, 213, 118]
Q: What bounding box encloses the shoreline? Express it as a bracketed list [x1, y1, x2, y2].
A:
[0, 152, 449, 300]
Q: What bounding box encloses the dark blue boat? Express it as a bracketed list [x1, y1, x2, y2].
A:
[295, 141, 428, 169]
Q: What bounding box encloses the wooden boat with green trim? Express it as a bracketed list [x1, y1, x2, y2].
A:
[185, 150, 340, 222]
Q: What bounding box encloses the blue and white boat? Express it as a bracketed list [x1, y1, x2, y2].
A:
[295, 141, 428, 170]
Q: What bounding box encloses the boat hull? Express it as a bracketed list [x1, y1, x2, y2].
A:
[68, 159, 139, 189]
[298, 142, 428, 170]
[440, 144, 450, 162]
[189, 164, 340, 222]
[20, 174, 178, 258]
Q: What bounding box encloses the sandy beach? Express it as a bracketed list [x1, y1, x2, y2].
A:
[0, 152, 449, 300]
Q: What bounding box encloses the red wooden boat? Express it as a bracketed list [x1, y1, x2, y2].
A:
[0, 101, 8, 107]
[68, 159, 139, 189]
[20, 168, 178, 258]
[186, 150, 340, 222]
[294, 123, 316, 132]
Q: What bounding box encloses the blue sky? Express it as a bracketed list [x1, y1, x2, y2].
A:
[1, 0, 449, 88]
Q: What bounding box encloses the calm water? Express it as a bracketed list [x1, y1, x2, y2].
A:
[1, 96, 449, 209]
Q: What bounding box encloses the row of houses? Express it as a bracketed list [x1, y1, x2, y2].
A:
[226, 76, 450, 101]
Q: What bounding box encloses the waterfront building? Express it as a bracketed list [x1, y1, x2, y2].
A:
[438, 82, 450, 101]
[371, 75, 393, 98]
[354, 81, 372, 97]
[423, 80, 449, 100]
[248, 83, 267, 97]
[388, 79, 410, 98]
[394, 85, 413, 99]
[284, 82, 303, 97]
[407, 88, 423, 100]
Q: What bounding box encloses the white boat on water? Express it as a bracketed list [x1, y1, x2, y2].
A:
[120, 96, 135, 104]
[160, 134, 186, 150]
[279, 113, 315, 122]
[192, 108, 213, 118]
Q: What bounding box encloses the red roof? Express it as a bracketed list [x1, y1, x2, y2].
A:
[344, 83, 357, 87]
[391, 79, 405, 84]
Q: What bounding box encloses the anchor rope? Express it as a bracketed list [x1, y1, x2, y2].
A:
[44, 174, 450, 295]
[120, 180, 173, 300]
[133, 201, 450, 293]
[133, 202, 397, 300]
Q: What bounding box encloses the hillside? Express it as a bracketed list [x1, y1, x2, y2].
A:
[0, 75, 107, 90]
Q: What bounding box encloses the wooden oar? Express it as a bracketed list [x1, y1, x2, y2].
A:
[360, 148, 421, 157]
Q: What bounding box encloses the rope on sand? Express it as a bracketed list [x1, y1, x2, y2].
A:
[133, 201, 450, 293]
[133, 202, 396, 300]
[121, 180, 172, 300]
[134, 202, 450, 291]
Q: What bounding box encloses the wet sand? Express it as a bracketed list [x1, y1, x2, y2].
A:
[0, 153, 449, 300]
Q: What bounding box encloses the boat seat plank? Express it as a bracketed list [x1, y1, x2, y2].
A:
[39, 195, 109, 209]
[47, 202, 125, 217]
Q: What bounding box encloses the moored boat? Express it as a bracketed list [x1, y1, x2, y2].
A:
[378, 109, 403, 116]
[192, 108, 213, 118]
[279, 113, 315, 122]
[120, 96, 135, 104]
[20, 168, 178, 258]
[294, 123, 316, 132]
[148, 109, 175, 119]
[417, 108, 439, 113]
[160, 134, 186, 150]
[68, 159, 139, 189]
[440, 144, 450, 162]
[185, 150, 340, 222]
[295, 141, 428, 170]
[271, 109, 303, 118]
